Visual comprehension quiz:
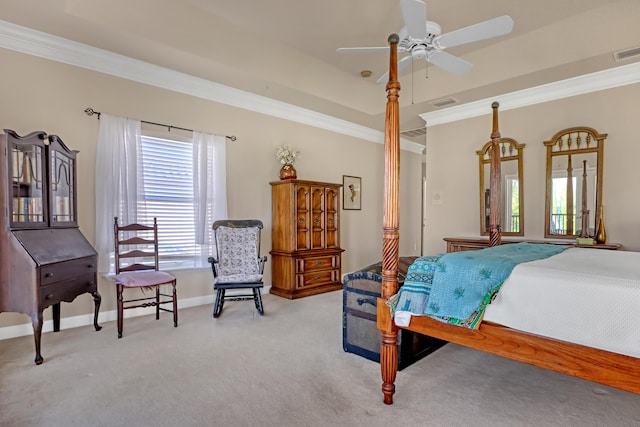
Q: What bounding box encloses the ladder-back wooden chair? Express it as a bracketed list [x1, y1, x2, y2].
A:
[113, 217, 178, 337]
[208, 219, 266, 318]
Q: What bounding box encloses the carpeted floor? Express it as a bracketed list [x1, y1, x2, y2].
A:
[1, 290, 639, 427]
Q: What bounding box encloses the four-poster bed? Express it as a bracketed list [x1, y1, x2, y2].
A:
[376, 34, 640, 405]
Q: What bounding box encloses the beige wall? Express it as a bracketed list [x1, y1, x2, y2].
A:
[424, 83, 640, 254]
[0, 48, 423, 331]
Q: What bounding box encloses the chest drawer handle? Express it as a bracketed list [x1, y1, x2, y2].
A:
[298, 218, 304, 224]
[45, 273, 54, 278]
[313, 218, 320, 225]
[313, 275, 322, 280]
[314, 261, 323, 266]
[45, 294, 53, 300]
[88, 264, 95, 268]
[357, 297, 377, 307]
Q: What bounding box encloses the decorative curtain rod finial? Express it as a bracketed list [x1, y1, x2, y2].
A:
[84, 107, 100, 118]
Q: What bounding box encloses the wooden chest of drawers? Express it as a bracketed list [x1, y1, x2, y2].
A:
[444, 237, 622, 253]
[270, 180, 344, 299]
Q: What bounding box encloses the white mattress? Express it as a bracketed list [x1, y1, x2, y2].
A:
[483, 247, 640, 358]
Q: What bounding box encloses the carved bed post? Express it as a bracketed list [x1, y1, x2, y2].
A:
[566, 155, 574, 234]
[489, 102, 502, 247]
[380, 33, 400, 405]
[579, 160, 591, 238]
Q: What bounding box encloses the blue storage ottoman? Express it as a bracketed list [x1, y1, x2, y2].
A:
[342, 256, 446, 370]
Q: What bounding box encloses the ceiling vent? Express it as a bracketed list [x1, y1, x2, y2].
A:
[401, 127, 426, 138]
[429, 97, 457, 108]
[614, 46, 640, 62]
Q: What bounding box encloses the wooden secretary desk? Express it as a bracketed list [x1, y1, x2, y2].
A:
[0, 129, 101, 364]
[270, 179, 344, 299]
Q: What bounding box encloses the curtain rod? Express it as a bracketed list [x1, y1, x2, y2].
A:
[84, 108, 237, 141]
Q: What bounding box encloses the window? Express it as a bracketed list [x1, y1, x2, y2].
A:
[138, 135, 211, 270]
[550, 175, 576, 234]
[95, 114, 227, 274]
[503, 174, 519, 233]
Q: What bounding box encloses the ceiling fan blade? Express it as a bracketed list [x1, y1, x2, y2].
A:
[376, 55, 414, 83]
[397, 54, 415, 72]
[400, 0, 427, 40]
[437, 15, 514, 49]
[336, 46, 390, 54]
[427, 50, 473, 76]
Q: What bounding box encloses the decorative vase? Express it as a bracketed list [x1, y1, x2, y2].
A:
[279, 163, 297, 180]
[595, 205, 607, 244]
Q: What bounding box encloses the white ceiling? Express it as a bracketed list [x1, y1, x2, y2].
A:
[2, 0, 640, 137]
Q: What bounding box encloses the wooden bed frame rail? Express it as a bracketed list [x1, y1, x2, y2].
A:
[377, 33, 640, 405]
[377, 299, 640, 398]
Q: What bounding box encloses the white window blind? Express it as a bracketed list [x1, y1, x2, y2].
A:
[139, 135, 212, 269]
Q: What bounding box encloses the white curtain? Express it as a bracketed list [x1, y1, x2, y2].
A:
[193, 131, 227, 253]
[95, 114, 142, 273]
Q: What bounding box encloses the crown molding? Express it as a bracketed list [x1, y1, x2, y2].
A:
[0, 19, 424, 154]
[419, 61, 640, 126]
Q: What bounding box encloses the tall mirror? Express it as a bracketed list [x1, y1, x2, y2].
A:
[544, 127, 606, 239]
[477, 138, 525, 236]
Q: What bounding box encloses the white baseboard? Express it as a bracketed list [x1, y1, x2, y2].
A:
[0, 294, 214, 341]
[0, 295, 213, 340]
[0, 285, 273, 341]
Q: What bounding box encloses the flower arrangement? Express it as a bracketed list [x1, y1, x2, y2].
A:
[275, 145, 299, 165]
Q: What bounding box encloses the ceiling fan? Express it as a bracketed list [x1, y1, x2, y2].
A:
[336, 0, 514, 83]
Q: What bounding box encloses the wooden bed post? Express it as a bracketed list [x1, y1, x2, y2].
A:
[379, 33, 401, 405]
[566, 155, 574, 234]
[489, 102, 502, 247]
[579, 160, 590, 238]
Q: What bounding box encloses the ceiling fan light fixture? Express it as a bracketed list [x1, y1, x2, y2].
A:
[411, 45, 428, 59]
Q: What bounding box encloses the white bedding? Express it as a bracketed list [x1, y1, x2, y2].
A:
[483, 247, 640, 358]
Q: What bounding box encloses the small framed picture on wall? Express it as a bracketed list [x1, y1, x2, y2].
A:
[343, 175, 361, 210]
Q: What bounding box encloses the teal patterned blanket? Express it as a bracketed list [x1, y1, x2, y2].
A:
[390, 243, 567, 329]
